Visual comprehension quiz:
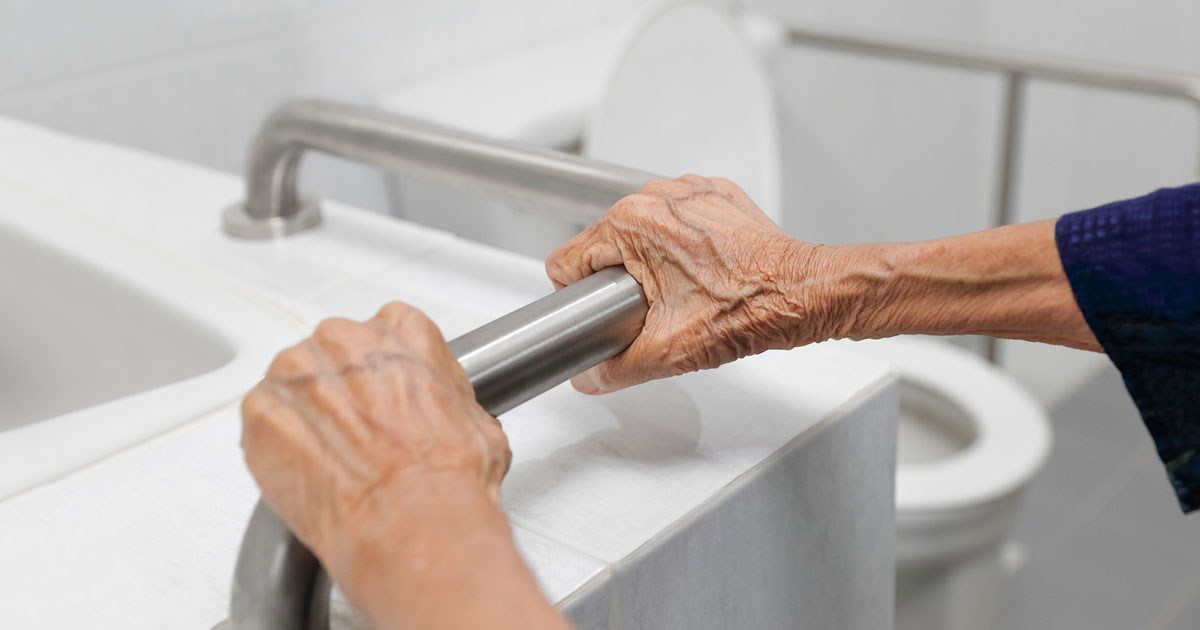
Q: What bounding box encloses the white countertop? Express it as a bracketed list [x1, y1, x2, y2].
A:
[0, 117, 895, 629]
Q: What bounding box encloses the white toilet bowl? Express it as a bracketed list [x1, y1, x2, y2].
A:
[845, 337, 1051, 630]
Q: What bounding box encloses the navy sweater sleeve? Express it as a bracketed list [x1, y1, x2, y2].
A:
[1055, 183, 1200, 513]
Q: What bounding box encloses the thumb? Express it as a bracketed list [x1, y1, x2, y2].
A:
[569, 349, 643, 395]
[569, 367, 605, 396]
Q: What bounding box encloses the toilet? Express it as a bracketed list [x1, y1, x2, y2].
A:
[844, 337, 1051, 630]
[376, 0, 780, 259]
[375, 4, 1051, 629]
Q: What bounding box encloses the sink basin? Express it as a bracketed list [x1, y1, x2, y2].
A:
[0, 224, 233, 429]
[0, 187, 301, 500]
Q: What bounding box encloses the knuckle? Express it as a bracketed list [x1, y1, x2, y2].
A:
[266, 345, 310, 377]
[709, 176, 734, 188]
[313, 316, 353, 341]
[240, 388, 268, 424]
[638, 178, 672, 195]
[614, 193, 660, 218]
[376, 301, 440, 339]
[378, 300, 417, 323]
[710, 177, 744, 198]
[240, 388, 283, 455]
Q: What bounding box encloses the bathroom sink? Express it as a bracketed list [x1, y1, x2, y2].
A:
[0, 187, 301, 500]
[0, 223, 232, 429]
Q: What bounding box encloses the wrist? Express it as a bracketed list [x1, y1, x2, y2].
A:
[772, 239, 911, 344]
[330, 472, 509, 604]
[333, 472, 566, 629]
[813, 221, 1095, 346]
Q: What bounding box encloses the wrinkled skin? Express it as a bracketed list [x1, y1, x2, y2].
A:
[240, 303, 516, 617]
[241, 173, 1095, 630]
[546, 174, 838, 394]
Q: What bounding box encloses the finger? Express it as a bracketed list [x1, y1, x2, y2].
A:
[545, 222, 623, 289]
[475, 413, 513, 480]
[372, 302, 473, 399]
[570, 358, 641, 395]
[241, 387, 336, 547]
[568, 338, 652, 395]
[265, 341, 320, 379]
[304, 318, 405, 453]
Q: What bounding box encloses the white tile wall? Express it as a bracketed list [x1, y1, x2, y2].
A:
[0, 0, 653, 212]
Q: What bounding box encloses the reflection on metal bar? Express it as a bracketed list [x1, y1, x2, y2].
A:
[221, 99, 652, 238]
[230, 269, 647, 630]
[449, 267, 649, 417]
[225, 100, 653, 629]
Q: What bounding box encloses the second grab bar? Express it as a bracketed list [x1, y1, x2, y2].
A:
[230, 266, 648, 630]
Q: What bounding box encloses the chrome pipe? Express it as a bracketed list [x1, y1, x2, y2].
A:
[221, 99, 651, 238]
[784, 24, 1200, 104]
[230, 268, 648, 630]
[223, 99, 654, 628]
[451, 266, 648, 415]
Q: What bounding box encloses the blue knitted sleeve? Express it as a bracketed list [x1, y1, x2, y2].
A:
[1055, 183, 1200, 513]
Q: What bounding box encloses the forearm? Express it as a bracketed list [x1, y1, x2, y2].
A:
[809, 219, 1100, 350]
[333, 476, 569, 630]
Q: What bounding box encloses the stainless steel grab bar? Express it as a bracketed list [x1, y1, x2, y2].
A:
[232, 268, 647, 630]
[221, 99, 651, 238]
[223, 100, 654, 629]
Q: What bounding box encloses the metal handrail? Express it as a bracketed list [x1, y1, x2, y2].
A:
[783, 23, 1200, 226]
[224, 100, 654, 629]
[221, 99, 651, 238]
[232, 269, 647, 630]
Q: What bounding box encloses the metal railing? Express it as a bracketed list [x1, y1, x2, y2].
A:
[779, 22, 1200, 358]
[222, 100, 653, 630]
[221, 100, 651, 238]
[222, 22, 1200, 629]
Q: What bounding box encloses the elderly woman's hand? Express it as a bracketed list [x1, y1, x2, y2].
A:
[547, 174, 1099, 397]
[241, 303, 566, 629]
[546, 175, 842, 395]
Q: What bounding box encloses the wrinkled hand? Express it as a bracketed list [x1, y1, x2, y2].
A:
[546, 175, 837, 395]
[240, 302, 511, 602]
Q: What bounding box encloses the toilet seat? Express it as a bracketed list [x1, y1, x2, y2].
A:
[584, 1, 782, 223]
[845, 337, 1052, 515]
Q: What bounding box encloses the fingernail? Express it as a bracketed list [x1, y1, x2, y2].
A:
[572, 372, 601, 395]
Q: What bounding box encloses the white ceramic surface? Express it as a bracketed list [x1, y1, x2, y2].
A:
[0, 115, 899, 629]
[585, 1, 782, 222]
[0, 116, 458, 308]
[0, 186, 300, 501]
[609, 383, 897, 630]
[0, 210, 229, 429]
[294, 256, 897, 564]
[839, 337, 1051, 514]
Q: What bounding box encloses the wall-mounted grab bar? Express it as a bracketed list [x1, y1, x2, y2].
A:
[232, 267, 647, 630]
[221, 99, 651, 238]
[223, 100, 654, 629]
